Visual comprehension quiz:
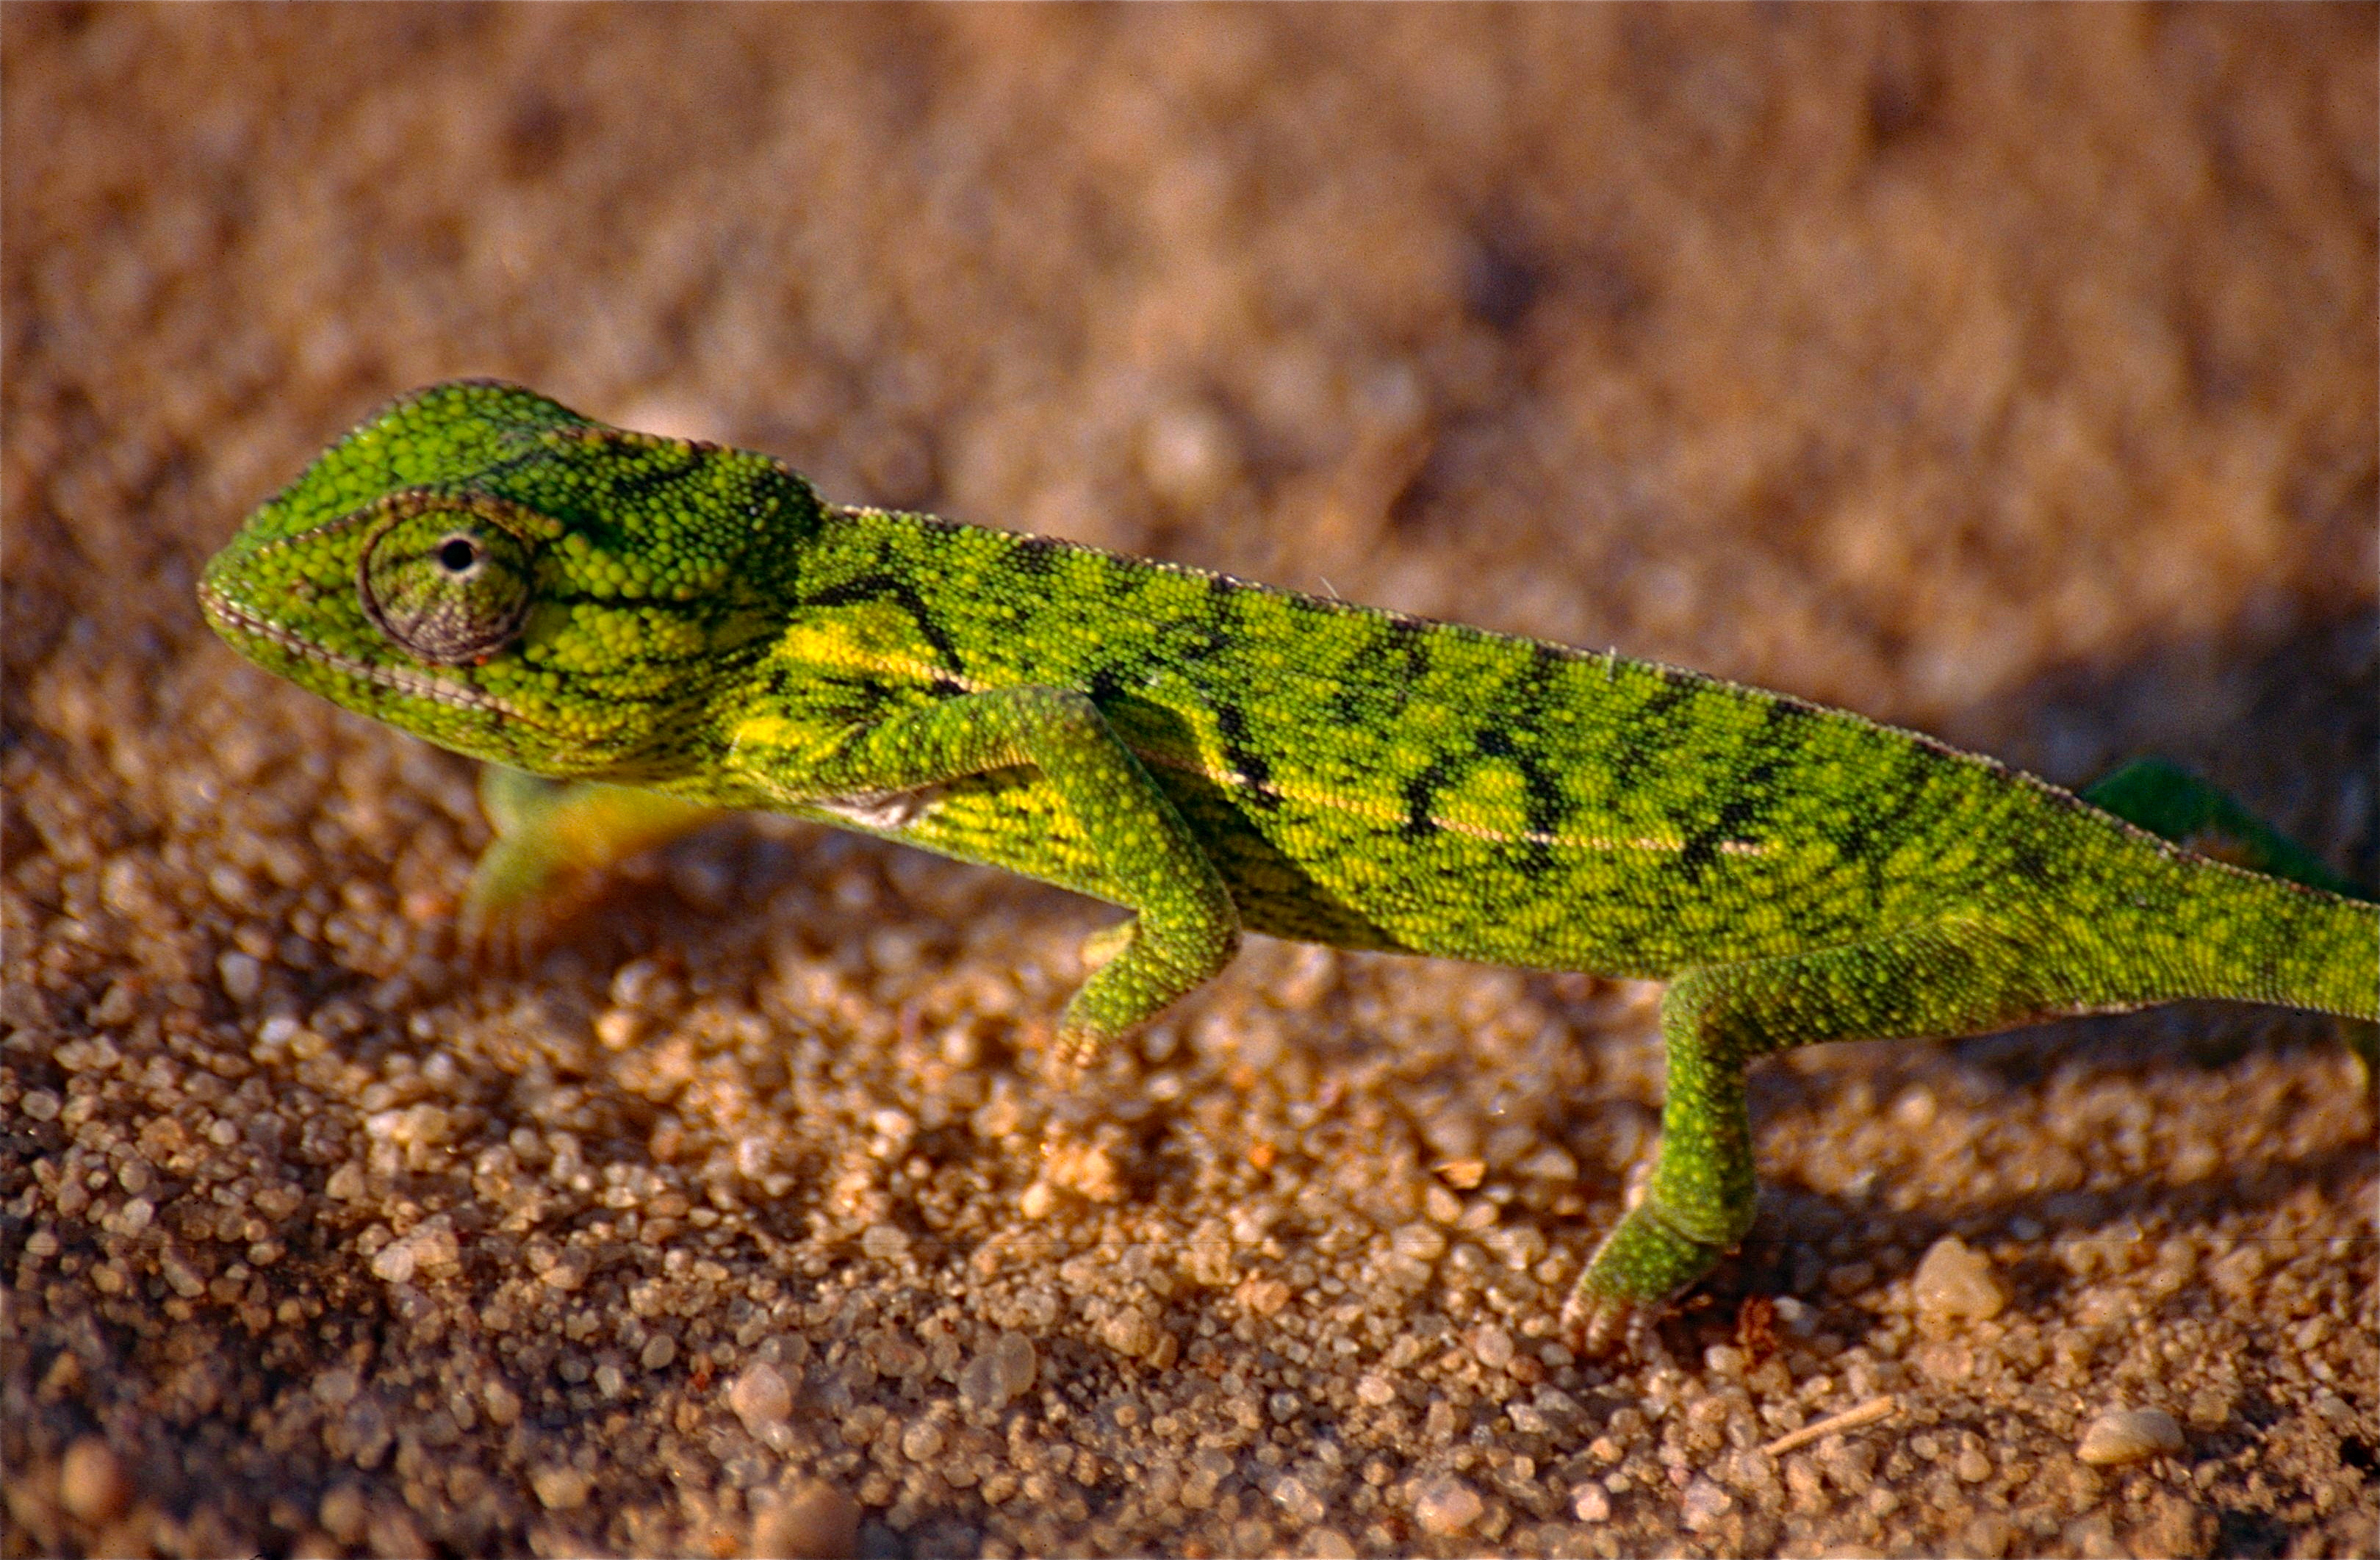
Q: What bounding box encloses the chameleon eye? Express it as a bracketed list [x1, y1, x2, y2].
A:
[436, 535, 482, 575]
[358, 501, 537, 665]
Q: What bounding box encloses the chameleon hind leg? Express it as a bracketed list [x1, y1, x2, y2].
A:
[464, 767, 725, 954]
[2082, 758, 2376, 1080]
[1564, 919, 2050, 1354]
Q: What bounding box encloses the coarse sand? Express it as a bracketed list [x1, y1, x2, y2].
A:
[4, 7, 2374, 1556]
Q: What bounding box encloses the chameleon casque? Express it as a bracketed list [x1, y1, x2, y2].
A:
[200, 380, 2379, 1351]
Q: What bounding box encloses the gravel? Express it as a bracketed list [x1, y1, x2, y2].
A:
[5, 7, 2375, 1558]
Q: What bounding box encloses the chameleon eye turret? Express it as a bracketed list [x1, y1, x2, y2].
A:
[356, 490, 544, 665]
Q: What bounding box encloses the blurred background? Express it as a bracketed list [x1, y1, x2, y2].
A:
[4, 7, 2373, 1559]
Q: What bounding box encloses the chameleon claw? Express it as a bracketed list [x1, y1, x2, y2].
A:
[1049, 1016, 1110, 1075]
[459, 852, 594, 968]
[1559, 1285, 1647, 1359]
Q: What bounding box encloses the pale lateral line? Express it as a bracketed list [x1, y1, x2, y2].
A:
[201, 588, 539, 726]
[774, 642, 1769, 858]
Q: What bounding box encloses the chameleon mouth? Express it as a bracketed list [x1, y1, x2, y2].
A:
[198, 580, 543, 727]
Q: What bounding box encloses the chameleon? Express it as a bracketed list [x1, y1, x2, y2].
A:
[199, 379, 2380, 1351]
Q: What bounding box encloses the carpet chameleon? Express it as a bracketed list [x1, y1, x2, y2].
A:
[199, 381, 2380, 1351]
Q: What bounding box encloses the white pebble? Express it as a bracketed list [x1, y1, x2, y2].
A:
[370, 1219, 459, 1284]
[1270, 1474, 1326, 1527]
[1412, 1474, 1484, 1536]
[1913, 1235, 2007, 1321]
[1680, 1478, 1733, 1531]
[2077, 1408, 2183, 1465]
[217, 951, 263, 1003]
[960, 1331, 1038, 1410]
[729, 1362, 792, 1433]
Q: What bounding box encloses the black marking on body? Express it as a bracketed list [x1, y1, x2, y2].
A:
[1476, 727, 1559, 874]
[1402, 754, 1457, 839]
[1676, 697, 1808, 882]
[802, 572, 965, 674]
[1086, 666, 1128, 705]
[1607, 675, 1700, 797]
[1822, 741, 1939, 913]
[1210, 700, 1282, 810]
[1009, 533, 1065, 576]
[1328, 616, 1431, 727]
[1168, 575, 1241, 666]
[584, 431, 713, 503]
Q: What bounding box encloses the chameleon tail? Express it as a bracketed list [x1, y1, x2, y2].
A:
[2076, 758, 2377, 1074]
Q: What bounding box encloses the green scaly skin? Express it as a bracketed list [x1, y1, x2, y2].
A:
[200, 381, 2380, 1352]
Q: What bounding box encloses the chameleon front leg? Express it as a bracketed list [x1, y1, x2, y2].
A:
[1564, 919, 2048, 1354]
[464, 767, 725, 950]
[737, 686, 1241, 1066]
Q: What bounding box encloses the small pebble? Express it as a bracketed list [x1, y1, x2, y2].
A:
[730, 1362, 792, 1434]
[1680, 1478, 1733, 1531]
[217, 950, 263, 1003]
[59, 1437, 131, 1522]
[958, 1331, 1039, 1410]
[1412, 1474, 1484, 1536]
[1913, 1235, 2007, 1321]
[531, 1465, 592, 1510]
[752, 1478, 860, 1560]
[1270, 1473, 1326, 1527]
[317, 1485, 367, 1545]
[367, 1221, 458, 1284]
[2077, 1408, 2184, 1465]
[1570, 1482, 1611, 1522]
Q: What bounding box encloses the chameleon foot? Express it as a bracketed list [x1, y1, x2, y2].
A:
[461, 769, 723, 961]
[1562, 1204, 1728, 1356]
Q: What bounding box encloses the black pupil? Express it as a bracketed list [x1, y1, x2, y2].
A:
[437, 536, 479, 572]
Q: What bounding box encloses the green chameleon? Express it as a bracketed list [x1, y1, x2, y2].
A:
[200, 381, 2379, 1351]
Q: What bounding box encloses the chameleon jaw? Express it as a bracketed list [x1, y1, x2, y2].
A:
[198, 580, 542, 727]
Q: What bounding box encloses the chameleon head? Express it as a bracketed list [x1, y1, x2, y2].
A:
[198, 380, 816, 780]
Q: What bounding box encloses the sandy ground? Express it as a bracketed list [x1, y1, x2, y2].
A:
[4, 7, 2376, 1557]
